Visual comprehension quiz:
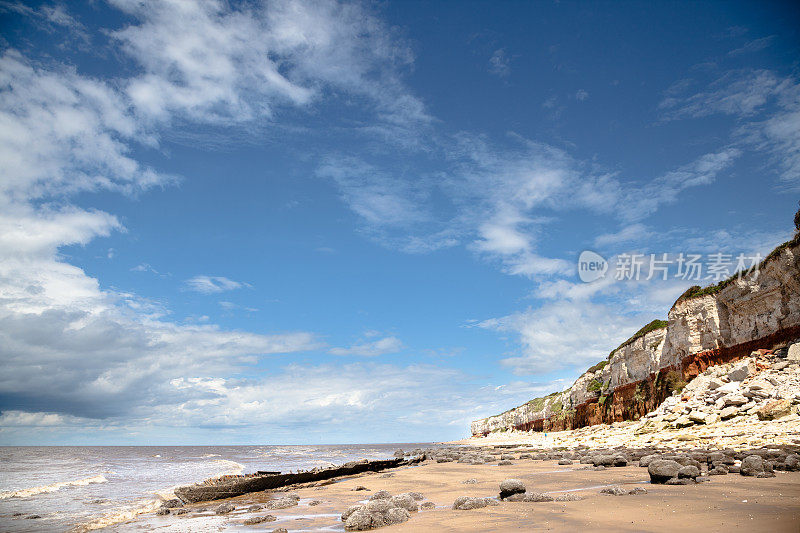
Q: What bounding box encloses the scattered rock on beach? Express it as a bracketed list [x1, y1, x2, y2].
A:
[215, 503, 235, 514]
[156, 508, 170, 515]
[343, 499, 410, 530]
[172, 508, 188, 515]
[462, 478, 478, 484]
[741, 455, 772, 477]
[244, 515, 276, 525]
[499, 479, 526, 500]
[160, 499, 183, 509]
[648, 459, 681, 484]
[452, 496, 498, 510]
[369, 490, 391, 501]
[420, 501, 435, 510]
[599, 485, 627, 496]
[352, 486, 370, 491]
[265, 496, 298, 510]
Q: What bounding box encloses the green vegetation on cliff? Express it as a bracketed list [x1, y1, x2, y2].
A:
[607, 319, 668, 359]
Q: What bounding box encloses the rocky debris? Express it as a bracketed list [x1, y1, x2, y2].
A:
[343, 499, 411, 531]
[244, 515, 276, 525]
[648, 460, 682, 484]
[599, 485, 627, 496]
[452, 496, 499, 510]
[757, 399, 793, 420]
[215, 503, 235, 514]
[499, 479, 526, 500]
[160, 499, 183, 509]
[740, 455, 774, 477]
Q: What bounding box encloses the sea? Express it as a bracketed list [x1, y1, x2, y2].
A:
[0, 443, 438, 532]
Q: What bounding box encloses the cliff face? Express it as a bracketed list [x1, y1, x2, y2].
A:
[471, 239, 800, 436]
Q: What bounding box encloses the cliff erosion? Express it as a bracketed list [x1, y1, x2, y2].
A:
[471, 237, 800, 436]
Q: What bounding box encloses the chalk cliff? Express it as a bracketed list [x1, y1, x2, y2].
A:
[471, 236, 800, 436]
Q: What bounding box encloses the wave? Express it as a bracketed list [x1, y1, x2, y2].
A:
[71, 498, 161, 533]
[0, 475, 108, 499]
[201, 453, 220, 458]
[209, 459, 244, 478]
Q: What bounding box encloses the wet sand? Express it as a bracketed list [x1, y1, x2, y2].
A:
[124, 457, 800, 532]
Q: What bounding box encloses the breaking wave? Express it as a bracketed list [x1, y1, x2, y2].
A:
[0, 475, 108, 499]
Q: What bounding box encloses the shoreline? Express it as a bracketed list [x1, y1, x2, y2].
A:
[118, 442, 800, 532]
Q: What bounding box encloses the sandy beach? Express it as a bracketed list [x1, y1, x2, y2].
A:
[120, 443, 800, 533]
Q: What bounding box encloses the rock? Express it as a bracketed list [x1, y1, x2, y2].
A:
[215, 503, 235, 514]
[678, 465, 700, 479]
[462, 478, 478, 484]
[558, 458, 573, 465]
[787, 342, 800, 361]
[389, 494, 418, 512]
[785, 454, 800, 471]
[756, 399, 793, 420]
[497, 460, 513, 465]
[172, 508, 187, 515]
[708, 466, 728, 475]
[160, 499, 183, 509]
[719, 406, 739, 420]
[309, 500, 323, 506]
[648, 459, 681, 484]
[452, 496, 498, 510]
[244, 516, 277, 525]
[600, 485, 628, 496]
[344, 500, 411, 531]
[727, 361, 750, 381]
[756, 471, 777, 478]
[272, 529, 289, 533]
[369, 490, 391, 501]
[420, 502, 435, 510]
[666, 477, 695, 485]
[523, 492, 554, 502]
[156, 508, 170, 515]
[639, 454, 659, 467]
[741, 455, 772, 476]
[25, 515, 42, 519]
[554, 493, 583, 501]
[352, 486, 369, 491]
[265, 497, 299, 510]
[723, 395, 748, 407]
[674, 416, 693, 428]
[628, 487, 647, 495]
[342, 505, 362, 521]
[499, 479, 526, 499]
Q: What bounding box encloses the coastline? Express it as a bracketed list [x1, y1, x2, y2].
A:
[117, 443, 800, 532]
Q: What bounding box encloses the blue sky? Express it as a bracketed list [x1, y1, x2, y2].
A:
[0, 0, 798, 445]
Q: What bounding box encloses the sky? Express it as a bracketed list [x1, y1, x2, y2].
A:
[0, 0, 798, 445]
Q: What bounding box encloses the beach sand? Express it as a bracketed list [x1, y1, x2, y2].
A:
[128, 452, 800, 532]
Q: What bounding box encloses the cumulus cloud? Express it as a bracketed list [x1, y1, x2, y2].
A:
[489, 49, 510, 77]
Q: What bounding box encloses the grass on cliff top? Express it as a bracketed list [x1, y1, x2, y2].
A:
[675, 233, 800, 303]
[606, 319, 668, 360]
[486, 391, 560, 419]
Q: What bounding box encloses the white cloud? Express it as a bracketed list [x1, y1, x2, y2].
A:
[594, 223, 653, 248]
[489, 49, 510, 77]
[110, 0, 428, 129]
[575, 89, 589, 101]
[184, 275, 248, 294]
[478, 301, 648, 375]
[330, 336, 403, 357]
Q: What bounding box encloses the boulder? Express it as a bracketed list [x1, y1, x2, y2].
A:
[784, 454, 800, 471]
[741, 455, 771, 476]
[389, 494, 418, 512]
[787, 342, 800, 362]
[558, 458, 573, 465]
[599, 485, 627, 496]
[678, 465, 700, 479]
[499, 479, 526, 500]
[344, 500, 411, 531]
[369, 490, 391, 501]
[639, 454, 660, 467]
[420, 502, 435, 510]
[452, 496, 498, 510]
[265, 497, 298, 510]
[727, 361, 750, 382]
[215, 503, 235, 515]
[628, 487, 648, 495]
[648, 460, 681, 484]
[756, 399, 793, 421]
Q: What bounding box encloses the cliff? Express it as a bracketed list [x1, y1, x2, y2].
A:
[471, 237, 800, 436]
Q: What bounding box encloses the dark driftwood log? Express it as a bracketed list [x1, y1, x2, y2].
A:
[174, 455, 425, 503]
